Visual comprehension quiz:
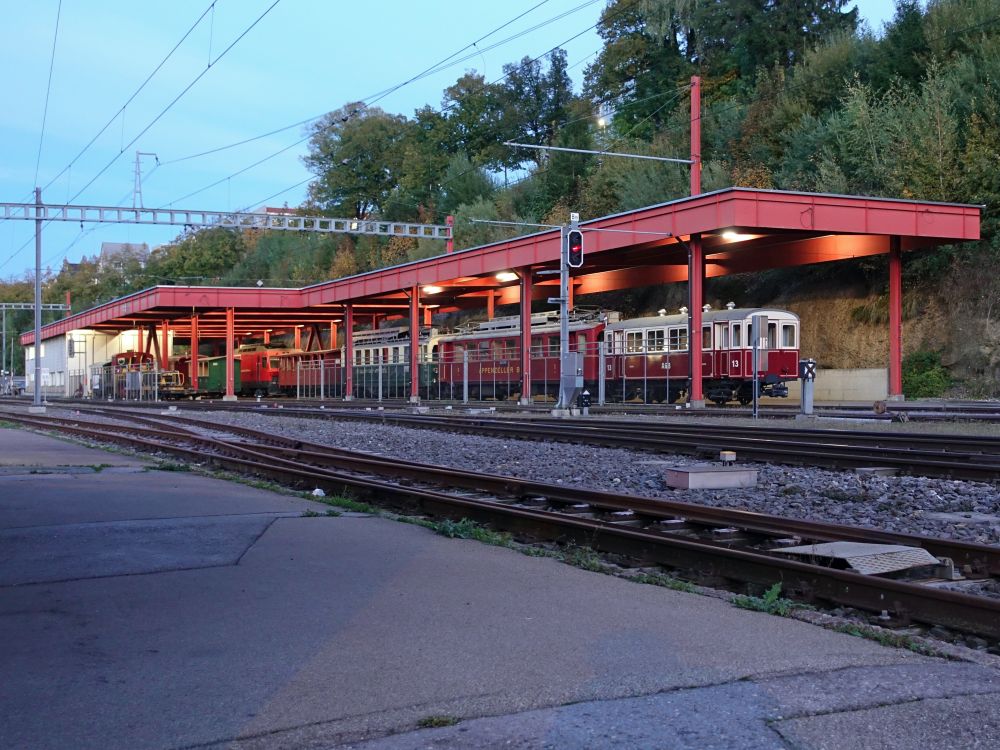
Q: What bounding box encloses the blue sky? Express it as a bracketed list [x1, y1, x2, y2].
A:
[0, 0, 897, 280]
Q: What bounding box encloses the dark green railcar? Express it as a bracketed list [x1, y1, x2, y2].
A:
[198, 356, 241, 397]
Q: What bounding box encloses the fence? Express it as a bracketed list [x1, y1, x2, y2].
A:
[292, 342, 693, 406]
[88, 363, 160, 402]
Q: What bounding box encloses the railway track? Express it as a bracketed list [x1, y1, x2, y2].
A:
[43, 399, 1000, 481]
[3, 406, 999, 643]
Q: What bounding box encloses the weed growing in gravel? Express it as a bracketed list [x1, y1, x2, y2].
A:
[434, 517, 512, 546]
[417, 716, 459, 728]
[732, 583, 805, 616]
[302, 509, 321, 518]
[310, 495, 379, 514]
[832, 623, 941, 656]
[562, 545, 606, 572]
[154, 461, 191, 472]
[630, 571, 698, 593]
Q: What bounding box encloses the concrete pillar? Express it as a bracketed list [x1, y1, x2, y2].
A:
[344, 305, 354, 400]
[688, 234, 705, 407]
[410, 286, 420, 403]
[519, 269, 533, 405]
[189, 315, 199, 392]
[567, 280, 575, 312]
[224, 307, 236, 400]
[888, 236, 903, 400]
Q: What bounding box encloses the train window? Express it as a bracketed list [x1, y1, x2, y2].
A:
[767, 323, 777, 349]
[576, 332, 587, 353]
[647, 329, 665, 352]
[548, 337, 560, 356]
[478, 341, 490, 361]
[702, 327, 712, 349]
[668, 327, 688, 352]
[531, 336, 542, 357]
[719, 326, 730, 349]
[626, 331, 643, 353]
[731, 324, 742, 348]
[364, 350, 371, 365]
[782, 324, 796, 348]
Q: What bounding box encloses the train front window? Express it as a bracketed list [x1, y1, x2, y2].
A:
[782, 324, 796, 348]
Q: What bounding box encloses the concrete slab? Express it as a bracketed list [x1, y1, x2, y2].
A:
[775, 693, 1000, 750]
[665, 464, 758, 489]
[0, 426, 145, 467]
[1, 426, 998, 750]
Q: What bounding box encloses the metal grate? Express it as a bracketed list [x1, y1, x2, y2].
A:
[771, 541, 939, 576]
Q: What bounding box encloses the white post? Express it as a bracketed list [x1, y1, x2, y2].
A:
[462, 349, 469, 404]
[598, 340, 606, 405]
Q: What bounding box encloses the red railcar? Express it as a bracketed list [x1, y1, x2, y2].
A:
[237, 345, 294, 396]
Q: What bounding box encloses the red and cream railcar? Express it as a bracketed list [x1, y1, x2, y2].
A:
[435, 311, 608, 400]
[603, 306, 800, 404]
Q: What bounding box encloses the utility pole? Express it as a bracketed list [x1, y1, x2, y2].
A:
[31, 187, 44, 412]
[133, 151, 159, 209]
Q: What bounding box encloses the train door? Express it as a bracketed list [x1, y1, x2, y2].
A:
[701, 325, 713, 376]
[730, 322, 744, 377]
[713, 322, 730, 376]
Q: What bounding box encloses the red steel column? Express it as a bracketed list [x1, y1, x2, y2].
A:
[329, 321, 337, 350]
[889, 235, 903, 399]
[224, 307, 236, 400]
[159, 321, 169, 370]
[263, 330, 270, 345]
[294, 326, 302, 350]
[688, 234, 704, 407]
[487, 290, 495, 320]
[410, 286, 420, 402]
[344, 304, 354, 400]
[519, 269, 533, 405]
[189, 315, 199, 392]
[423, 307, 432, 327]
[690, 75, 701, 196]
[136, 326, 144, 357]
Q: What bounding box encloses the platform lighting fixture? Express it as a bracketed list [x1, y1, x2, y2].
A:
[425, 304, 441, 309]
[495, 271, 518, 282]
[422, 285, 443, 295]
[722, 230, 753, 242]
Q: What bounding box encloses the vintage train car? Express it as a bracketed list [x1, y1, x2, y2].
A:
[603, 305, 800, 404]
[271, 326, 438, 399]
[435, 305, 799, 404]
[237, 345, 294, 397]
[91, 350, 157, 400]
[435, 310, 609, 401]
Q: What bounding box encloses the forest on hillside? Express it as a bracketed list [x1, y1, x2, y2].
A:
[2, 0, 998, 392]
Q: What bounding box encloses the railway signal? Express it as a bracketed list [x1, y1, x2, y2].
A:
[567, 229, 584, 268]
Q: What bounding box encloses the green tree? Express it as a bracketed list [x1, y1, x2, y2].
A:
[304, 103, 410, 218]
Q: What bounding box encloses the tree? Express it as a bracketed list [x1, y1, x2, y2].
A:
[303, 103, 410, 219]
[439, 152, 495, 215]
[329, 236, 358, 279]
[442, 73, 509, 169]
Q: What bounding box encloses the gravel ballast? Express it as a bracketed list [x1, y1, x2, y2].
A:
[193, 410, 1000, 547]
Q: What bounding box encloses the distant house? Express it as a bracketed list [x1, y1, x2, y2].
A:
[98, 242, 149, 270]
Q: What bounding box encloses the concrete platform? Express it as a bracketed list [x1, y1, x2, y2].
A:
[1, 426, 998, 749]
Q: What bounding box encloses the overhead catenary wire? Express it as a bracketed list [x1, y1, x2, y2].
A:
[33, 0, 63, 188]
[161, 0, 643, 215]
[0, 0, 281, 274]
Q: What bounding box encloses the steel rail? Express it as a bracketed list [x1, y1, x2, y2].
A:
[4, 410, 1000, 639]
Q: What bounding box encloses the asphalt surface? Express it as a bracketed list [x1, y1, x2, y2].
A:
[1, 426, 999, 749]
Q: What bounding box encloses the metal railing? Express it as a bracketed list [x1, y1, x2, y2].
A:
[88, 364, 160, 402]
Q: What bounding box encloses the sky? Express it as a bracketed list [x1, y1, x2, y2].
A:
[0, 0, 898, 281]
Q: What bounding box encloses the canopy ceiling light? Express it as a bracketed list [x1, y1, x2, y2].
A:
[422, 285, 443, 294]
[495, 271, 518, 282]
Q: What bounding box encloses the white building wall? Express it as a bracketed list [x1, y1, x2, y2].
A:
[29, 328, 173, 397]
